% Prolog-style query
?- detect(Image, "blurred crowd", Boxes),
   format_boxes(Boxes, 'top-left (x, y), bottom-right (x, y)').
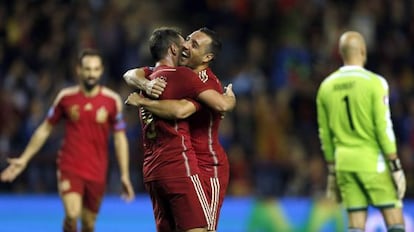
top-left (0, 0), bottom-right (413, 198)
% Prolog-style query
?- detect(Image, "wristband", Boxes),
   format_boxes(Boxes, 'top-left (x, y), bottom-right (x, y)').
top-left (328, 164), bottom-right (336, 175)
top-left (388, 158), bottom-right (402, 172)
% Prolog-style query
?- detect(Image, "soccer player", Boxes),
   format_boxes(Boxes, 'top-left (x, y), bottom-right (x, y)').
top-left (125, 27), bottom-right (235, 232)
top-left (124, 27), bottom-right (231, 232)
top-left (0, 49), bottom-right (135, 232)
top-left (316, 31), bottom-right (406, 232)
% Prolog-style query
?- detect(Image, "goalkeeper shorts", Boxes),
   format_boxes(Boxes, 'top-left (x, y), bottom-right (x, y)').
top-left (336, 170), bottom-right (403, 211)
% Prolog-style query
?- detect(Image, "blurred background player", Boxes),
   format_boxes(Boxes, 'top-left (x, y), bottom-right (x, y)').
top-left (0, 49), bottom-right (135, 232)
top-left (124, 27), bottom-right (232, 232)
top-left (316, 31), bottom-right (406, 232)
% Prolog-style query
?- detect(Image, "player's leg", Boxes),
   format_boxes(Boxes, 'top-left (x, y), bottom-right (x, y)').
top-left (80, 209), bottom-right (97, 232)
top-left (185, 229), bottom-right (207, 232)
top-left (336, 171), bottom-right (369, 231)
top-left (347, 210), bottom-right (367, 231)
top-left (381, 208), bottom-right (405, 231)
top-left (57, 170), bottom-right (84, 232)
top-left (80, 179), bottom-right (105, 232)
top-left (365, 170), bottom-right (405, 231)
top-left (145, 181), bottom-right (176, 231)
top-left (202, 171), bottom-right (229, 232)
top-left (167, 175), bottom-right (209, 232)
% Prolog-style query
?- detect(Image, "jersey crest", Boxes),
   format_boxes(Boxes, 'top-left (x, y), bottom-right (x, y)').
top-left (96, 106), bottom-right (108, 123)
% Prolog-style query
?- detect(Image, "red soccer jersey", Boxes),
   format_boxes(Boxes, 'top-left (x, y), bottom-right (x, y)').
top-left (47, 86), bottom-right (125, 182)
top-left (189, 68), bottom-right (229, 178)
top-left (140, 65), bottom-right (209, 182)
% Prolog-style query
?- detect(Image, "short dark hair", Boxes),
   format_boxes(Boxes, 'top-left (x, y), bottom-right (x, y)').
top-left (78, 48), bottom-right (102, 65)
top-left (149, 27), bottom-right (182, 61)
top-left (199, 27), bottom-right (222, 59)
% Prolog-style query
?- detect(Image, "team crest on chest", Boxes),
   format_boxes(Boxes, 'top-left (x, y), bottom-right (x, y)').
top-left (69, 105), bottom-right (80, 121)
top-left (96, 106), bottom-right (108, 123)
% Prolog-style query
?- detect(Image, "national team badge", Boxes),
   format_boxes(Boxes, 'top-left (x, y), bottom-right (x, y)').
top-left (96, 106), bottom-right (108, 123)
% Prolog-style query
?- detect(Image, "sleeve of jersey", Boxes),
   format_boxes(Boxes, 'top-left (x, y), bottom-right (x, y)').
top-left (372, 77), bottom-right (397, 156)
top-left (143, 66), bottom-right (154, 78)
top-left (113, 97), bottom-right (127, 132)
top-left (316, 88), bottom-right (335, 162)
top-left (180, 69), bottom-right (210, 98)
top-left (46, 97), bottom-right (63, 125)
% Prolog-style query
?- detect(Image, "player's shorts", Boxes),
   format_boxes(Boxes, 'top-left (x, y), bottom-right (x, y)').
top-left (201, 171), bottom-right (229, 231)
top-left (336, 170), bottom-right (403, 211)
top-left (145, 174), bottom-right (209, 231)
top-left (57, 170), bottom-right (106, 213)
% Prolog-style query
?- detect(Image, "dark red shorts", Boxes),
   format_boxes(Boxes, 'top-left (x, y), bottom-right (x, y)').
top-left (201, 172), bottom-right (229, 231)
top-left (57, 170), bottom-right (106, 213)
top-left (145, 174), bottom-right (209, 231)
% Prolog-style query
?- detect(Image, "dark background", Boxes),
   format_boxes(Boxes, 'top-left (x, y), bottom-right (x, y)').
top-left (0, 0), bottom-right (413, 199)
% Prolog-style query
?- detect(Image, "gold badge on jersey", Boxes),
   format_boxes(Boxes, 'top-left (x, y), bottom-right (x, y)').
top-left (96, 106), bottom-right (108, 123)
top-left (69, 105), bottom-right (80, 121)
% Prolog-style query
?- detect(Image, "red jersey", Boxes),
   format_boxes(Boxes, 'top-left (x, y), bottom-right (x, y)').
top-left (47, 86), bottom-right (125, 182)
top-left (140, 65), bottom-right (209, 182)
top-left (189, 68), bottom-right (229, 178)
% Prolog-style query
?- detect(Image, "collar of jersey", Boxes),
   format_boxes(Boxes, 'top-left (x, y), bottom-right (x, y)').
top-left (340, 65), bottom-right (364, 71)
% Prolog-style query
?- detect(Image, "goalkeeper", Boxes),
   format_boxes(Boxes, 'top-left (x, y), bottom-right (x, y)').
top-left (316, 31), bottom-right (406, 232)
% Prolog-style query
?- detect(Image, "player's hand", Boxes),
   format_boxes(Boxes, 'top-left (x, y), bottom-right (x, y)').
top-left (223, 83), bottom-right (235, 98)
top-left (389, 158), bottom-right (406, 199)
top-left (125, 92), bottom-right (144, 107)
top-left (120, 175), bottom-right (135, 202)
top-left (326, 164), bottom-right (341, 203)
top-left (0, 158), bottom-right (28, 182)
top-left (144, 78), bottom-right (166, 99)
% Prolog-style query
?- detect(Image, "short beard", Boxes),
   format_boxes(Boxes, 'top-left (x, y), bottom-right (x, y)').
top-left (82, 80), bottom-right (97, 92)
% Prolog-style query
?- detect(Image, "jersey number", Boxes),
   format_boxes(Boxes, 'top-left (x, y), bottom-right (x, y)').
top-left (343, 96), bottom-right (355, 130)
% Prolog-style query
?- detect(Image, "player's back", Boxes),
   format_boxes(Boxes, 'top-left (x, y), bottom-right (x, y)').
top-left (140, 65), bottom-right (208, 182)
top-left (317, 66), bottom-right (395, 172)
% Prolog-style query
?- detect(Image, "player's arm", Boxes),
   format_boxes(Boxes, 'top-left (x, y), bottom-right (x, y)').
top-left (123, 68), bottom-right (166, 98)
top-left (316, 88), bottom-right (335, 163)
top-left (316, 87), bottom-right (340, 202)
top-left (1, 120), bottom-right (53, 182)
top-left (197, 84), bottom-right (236, 112)
top-left (372, 78), bottom-right (397, 158)
top-left (125, 92), bottom-right (197, 119)
top-left (113, 96), bottom-right (135, 202)
top-left (372, 77), bottom-right (405, 199)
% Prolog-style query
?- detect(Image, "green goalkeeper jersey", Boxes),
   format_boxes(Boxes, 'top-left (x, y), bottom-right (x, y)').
top-left (316, 66), bottom-right (396, 172)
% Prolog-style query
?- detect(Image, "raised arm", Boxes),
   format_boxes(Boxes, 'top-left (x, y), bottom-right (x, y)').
top-left (123, 68), bottom-right (166, 98)
top-left (1, 120), bottom-right (53, 182)
top-left (125, 92), bottom-right (197, 119)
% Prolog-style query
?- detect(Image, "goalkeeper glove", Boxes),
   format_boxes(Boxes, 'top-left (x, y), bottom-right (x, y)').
top-left (326, 164), bottom-right (341, 202)
top-left (388, 158), bottom-right (406, 200)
